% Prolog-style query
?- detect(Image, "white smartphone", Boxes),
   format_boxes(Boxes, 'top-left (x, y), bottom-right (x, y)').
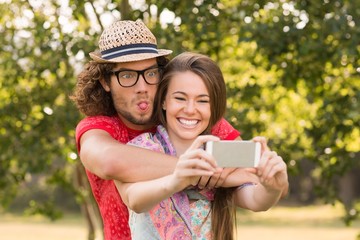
top-left (205, 140), bottom-right (261, 167)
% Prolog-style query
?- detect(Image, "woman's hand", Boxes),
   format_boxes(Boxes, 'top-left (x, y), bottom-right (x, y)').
top-left (252, 136), bottom-right (270, 154)
top-left (168, 135), bottom-right (221, 191)
top-left (252, 136), bottom-right (288, 195)
top-left (233, 137), bottom-right (289, 211)
top-left (257, 151), bottom-right (288, 192)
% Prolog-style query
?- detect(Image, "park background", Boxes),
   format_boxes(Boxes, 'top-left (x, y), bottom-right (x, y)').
top-left (0, 0), bottom-right (359, 239)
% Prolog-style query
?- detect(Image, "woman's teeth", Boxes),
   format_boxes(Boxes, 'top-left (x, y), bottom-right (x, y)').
top-left (179, 118), bottom-right (198, 126)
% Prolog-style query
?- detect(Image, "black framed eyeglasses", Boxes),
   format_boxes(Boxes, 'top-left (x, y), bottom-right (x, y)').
top-left (111, 67), bottom-right (162, 88)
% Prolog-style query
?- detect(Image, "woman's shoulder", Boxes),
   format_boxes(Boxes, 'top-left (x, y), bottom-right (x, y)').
top-left (128, 132), bottom-right (165, 153)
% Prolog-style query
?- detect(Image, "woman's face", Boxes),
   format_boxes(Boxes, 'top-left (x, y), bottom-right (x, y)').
top-left (163, 71), bottom-right (211, 143)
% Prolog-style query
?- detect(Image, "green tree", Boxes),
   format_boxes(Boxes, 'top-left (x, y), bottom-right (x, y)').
top-left (1, 0), bottom-right (79, 215)
top-left (221, 0), bottom-right (360, 225)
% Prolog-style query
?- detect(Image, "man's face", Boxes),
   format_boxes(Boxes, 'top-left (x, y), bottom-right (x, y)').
top-left (105, 58), bottom-right (159, 130)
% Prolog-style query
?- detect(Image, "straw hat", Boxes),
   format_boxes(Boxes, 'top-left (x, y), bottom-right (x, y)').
top-left (89, 19), bottom-right (172, 63)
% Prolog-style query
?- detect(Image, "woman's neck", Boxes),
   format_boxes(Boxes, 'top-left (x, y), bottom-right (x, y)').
top-left (167, 134), bottom-right (194, 157)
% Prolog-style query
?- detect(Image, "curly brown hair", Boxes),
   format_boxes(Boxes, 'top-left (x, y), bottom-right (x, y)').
top-left (70, 61), bottom-right (115, 116)
top-left (70, 57), bottom-right (169, 116)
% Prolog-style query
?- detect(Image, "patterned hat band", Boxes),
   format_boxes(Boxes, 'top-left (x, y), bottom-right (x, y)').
top-left (101, 43), bottom-right (158, 60)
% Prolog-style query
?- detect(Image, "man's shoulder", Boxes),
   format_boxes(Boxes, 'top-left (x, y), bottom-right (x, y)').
top-left (78, 115), bottom-right (120, 126)
top-left (211, 118), bottom-right (240, 140)
top-left (76, 115), bottom-right (125, 131)
top-left (76, 115), bottom-right (129, 143)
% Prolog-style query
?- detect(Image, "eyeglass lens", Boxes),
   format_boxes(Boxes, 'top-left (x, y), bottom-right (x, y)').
top-left (115, 67), bottom-right (161, 87)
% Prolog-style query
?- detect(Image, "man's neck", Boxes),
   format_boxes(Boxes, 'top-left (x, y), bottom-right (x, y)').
top-left (117, 114), bottom-right (154, 131)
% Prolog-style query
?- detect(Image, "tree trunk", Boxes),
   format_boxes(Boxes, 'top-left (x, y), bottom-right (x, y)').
top-left (74, 162), bottom-right (103, 240)
top-left (121, 0), bottom-right (131, 20)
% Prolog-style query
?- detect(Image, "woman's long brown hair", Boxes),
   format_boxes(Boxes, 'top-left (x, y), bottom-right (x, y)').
top-left (153, 52), bottom-right (236, 239)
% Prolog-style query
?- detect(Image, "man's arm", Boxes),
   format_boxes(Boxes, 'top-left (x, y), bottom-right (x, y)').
top-left (115, 135), bottom-right (219, 213)
top-left (79, 129), bottom-right (177, 182)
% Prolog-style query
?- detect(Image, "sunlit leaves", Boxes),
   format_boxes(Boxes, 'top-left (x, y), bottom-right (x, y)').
top-left (0, 0), bottom-right (83, 216)
top-left (203, 1), bottom-right (360, 221)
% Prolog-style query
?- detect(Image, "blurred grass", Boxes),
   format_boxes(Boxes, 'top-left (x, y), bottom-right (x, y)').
top-left (0, 212), bottom-right (88, 240)
top-left (236, 203), bottom-right (360, 240)
top-left (0, 204), bottom-right (359, 240)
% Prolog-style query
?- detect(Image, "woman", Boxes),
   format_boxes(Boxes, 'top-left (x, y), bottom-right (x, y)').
top-left (115, 52), bottom-right (288, 239)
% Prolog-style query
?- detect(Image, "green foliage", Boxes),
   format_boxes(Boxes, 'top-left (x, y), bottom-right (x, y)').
top-left (218, 0), bottom-right (359, 221)
top-left (0, 0), bottom-right (85, 214)
top-left (25, 200), bottom-right (63, 221)
top-left (234, 0), bottom-right (360, 192)
top-left (1, 0), bottom-right (359, 235)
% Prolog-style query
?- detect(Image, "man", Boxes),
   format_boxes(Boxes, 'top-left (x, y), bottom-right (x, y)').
top-left (71, 19), bottom-right (241, 239)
